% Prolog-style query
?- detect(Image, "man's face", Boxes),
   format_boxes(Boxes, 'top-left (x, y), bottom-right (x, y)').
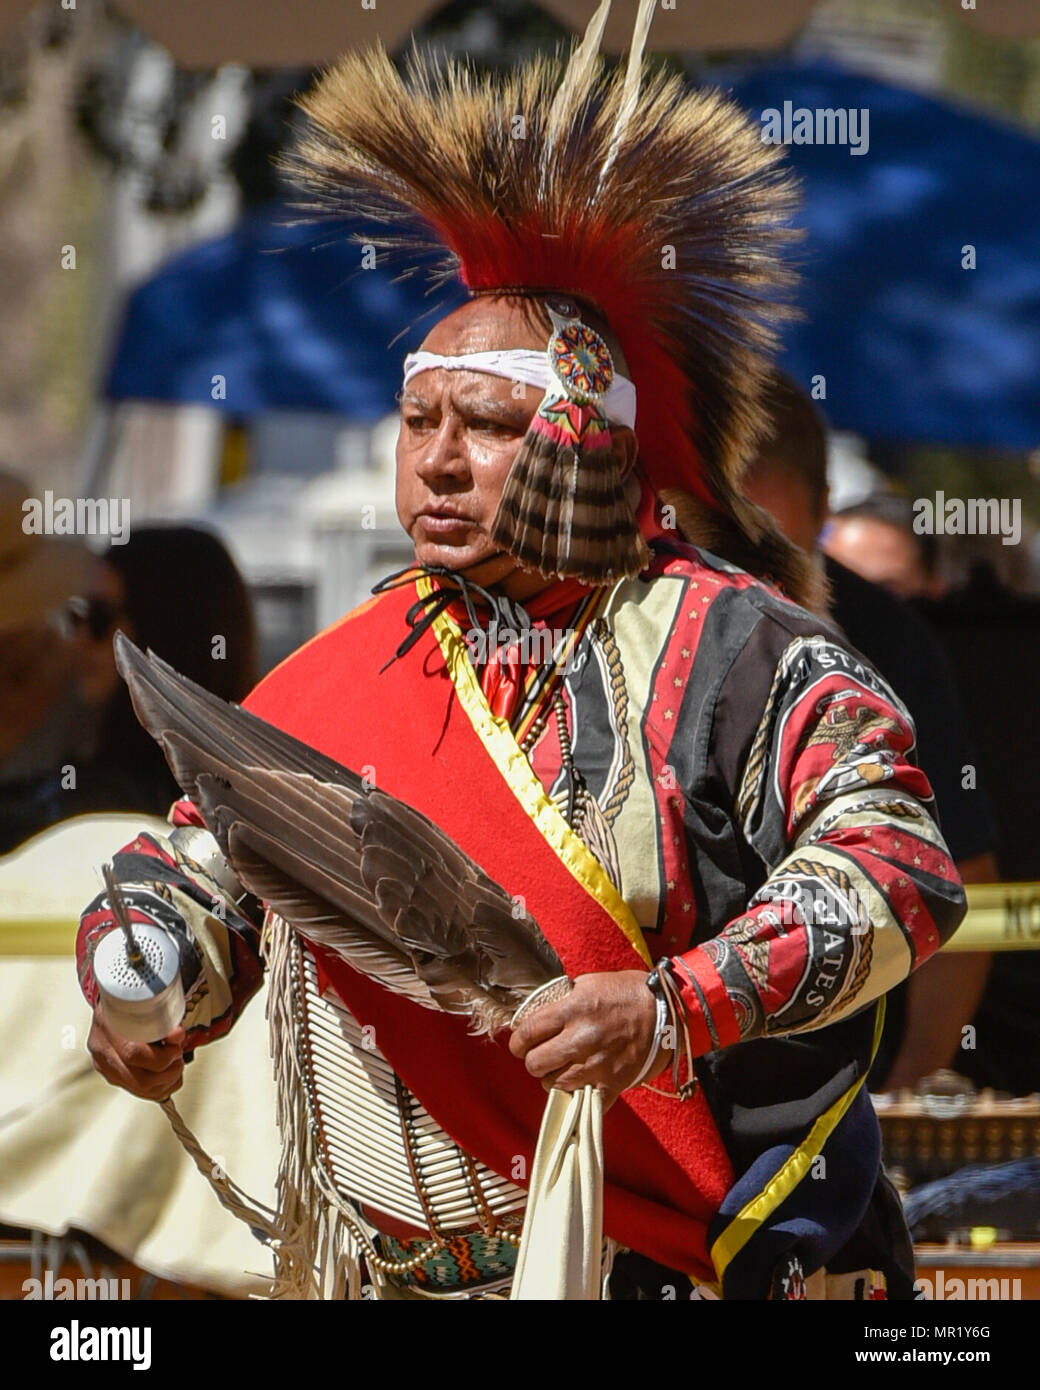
top-left (742, 457), bottom-right (825, 556)
top-left (823, 516), bottom-right (931, 599)
top-left (395, 298), bottom-right (548, 589)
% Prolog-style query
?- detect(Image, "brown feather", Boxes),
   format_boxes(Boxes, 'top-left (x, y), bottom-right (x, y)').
top-left (115, 635), bottom-right (562, 1035)
top-left (491, 426), bottom-right (649, 582)
top-left (658, 486), bottom-right (831, 617)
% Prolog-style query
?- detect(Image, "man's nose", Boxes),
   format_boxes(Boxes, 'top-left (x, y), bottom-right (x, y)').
top-left (413, 415), bottom-right (470, 485)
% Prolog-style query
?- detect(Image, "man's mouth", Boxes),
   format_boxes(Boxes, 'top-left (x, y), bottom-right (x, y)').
top-left (417, 509), bottom-right (473, 535)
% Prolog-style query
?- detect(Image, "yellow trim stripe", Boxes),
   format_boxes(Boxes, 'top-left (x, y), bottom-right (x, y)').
top-left (420, 576), bottom-right (653, 968)
top-left (708, 997), bottom-right (887, 1287)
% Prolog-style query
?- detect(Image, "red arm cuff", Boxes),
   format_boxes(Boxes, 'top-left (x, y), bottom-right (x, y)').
top-left (671, 947), bottom-right (744, 1054)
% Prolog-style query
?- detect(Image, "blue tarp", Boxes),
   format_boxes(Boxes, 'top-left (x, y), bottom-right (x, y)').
top-left (721, 61), bottom-right (1040, 448)
top-left (105, 208), bottom-right (466, 420)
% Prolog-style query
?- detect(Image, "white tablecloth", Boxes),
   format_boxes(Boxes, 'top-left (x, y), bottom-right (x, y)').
top-left (0, 815), bottom-right (281, 1296)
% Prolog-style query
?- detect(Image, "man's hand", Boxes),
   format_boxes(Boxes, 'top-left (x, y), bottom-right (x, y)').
top-left (508, 970), bottom-right (671, 1111)
top-left (87, 1003), bottom-right (187, 1102)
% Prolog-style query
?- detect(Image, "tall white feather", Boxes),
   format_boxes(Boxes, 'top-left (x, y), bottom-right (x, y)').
top-left (541, 0), bottom-right (613, 198)
top-left (597, 0), bottom-right (658, 188)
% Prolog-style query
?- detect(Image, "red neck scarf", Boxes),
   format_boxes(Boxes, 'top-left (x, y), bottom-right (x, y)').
top-left (447, 577), bottom-right (595, 723)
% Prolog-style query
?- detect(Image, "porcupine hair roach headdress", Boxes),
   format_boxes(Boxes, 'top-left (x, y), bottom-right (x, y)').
top-left (276, 0), bottom-right (824, 609)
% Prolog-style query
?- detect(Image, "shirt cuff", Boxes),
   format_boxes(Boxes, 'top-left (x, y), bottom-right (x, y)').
top-left (671, 947), bottom-right (744, 1054)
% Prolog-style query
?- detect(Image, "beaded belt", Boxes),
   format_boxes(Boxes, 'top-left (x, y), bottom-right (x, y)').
top-left (375, 1231), bottom-right (519, 1296)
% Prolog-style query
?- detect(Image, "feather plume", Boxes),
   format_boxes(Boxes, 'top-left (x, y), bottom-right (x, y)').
top-left (275, 6), bottom-right (813, 601)
top-left (114, 633), bottom-right (563, 1035)
top-left (491, 395), bottom-right (649, 582)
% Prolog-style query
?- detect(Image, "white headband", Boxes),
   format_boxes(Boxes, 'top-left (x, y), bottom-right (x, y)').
top-left (402, 349), bottom-right (638, 429)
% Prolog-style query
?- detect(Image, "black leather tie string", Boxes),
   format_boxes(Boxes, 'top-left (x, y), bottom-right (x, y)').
top-left (371, 555), bottom-right (532, 673)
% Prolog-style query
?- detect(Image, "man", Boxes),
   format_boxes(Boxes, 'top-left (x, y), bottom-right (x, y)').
top-left (741, 375), bottom-right (998, 1089)
top-left (77, 10), bottom-right (964, 1300)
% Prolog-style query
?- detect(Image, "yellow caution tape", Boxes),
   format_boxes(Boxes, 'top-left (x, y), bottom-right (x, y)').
top-left (0, 917), bottom-right (79, 957)
top-left (2, 885), bottom-right (1039, 958)
top-left (942, 883), bottom-right (1040, 952)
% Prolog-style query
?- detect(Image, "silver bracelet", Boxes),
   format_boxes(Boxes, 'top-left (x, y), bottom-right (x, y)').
top-left (645, 958), bottom-right (698, 1101)
top-left (627, 983), bottom-right (669, 1090)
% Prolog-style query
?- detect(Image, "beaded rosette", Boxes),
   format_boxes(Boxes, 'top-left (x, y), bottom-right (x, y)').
top-left (546, 310), bottom-right (615, 404)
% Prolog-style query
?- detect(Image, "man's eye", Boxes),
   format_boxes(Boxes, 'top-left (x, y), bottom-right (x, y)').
top-left (404, 414), bottom-right (431, 429)
top-left (471, 418), bottom-right (515, 434)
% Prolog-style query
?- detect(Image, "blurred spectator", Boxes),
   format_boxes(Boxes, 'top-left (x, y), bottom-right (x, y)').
top-left (743, 376), bottom-right (1000, 1091)
top-left (804, 411), bottom-right (1040, 1095)
top-left (823, 493), bottom-right (945, 600)
top-left (68, 525), bottom-right (259, 813)
top-left (1, 523), bottom-right (258, 852)
top-left (917, 565), bottom-right (1040, 1096)
top-left (0, 472), bottom-right (92, 853)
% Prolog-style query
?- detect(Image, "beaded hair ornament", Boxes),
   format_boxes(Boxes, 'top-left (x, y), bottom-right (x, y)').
top-left (488, 301), bottom-right (649, 580)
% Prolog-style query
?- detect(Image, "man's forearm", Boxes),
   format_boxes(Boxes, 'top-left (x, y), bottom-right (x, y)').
top-left (671, 791), bottom-right (966, 1054)
top-left (77, 805), bottom-right (265, 1048)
